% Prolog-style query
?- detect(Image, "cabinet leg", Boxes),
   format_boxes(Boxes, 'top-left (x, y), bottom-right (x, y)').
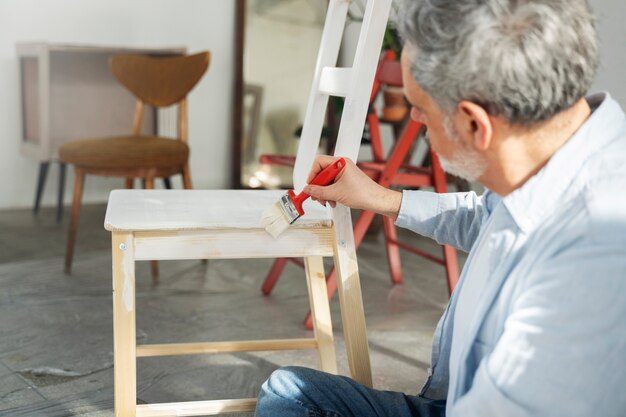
top-left (33, 162), bottom-right (50, 215)
top-left (56, 162), bottom-right (66, 224)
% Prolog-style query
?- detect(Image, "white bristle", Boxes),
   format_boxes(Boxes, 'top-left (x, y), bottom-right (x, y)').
top-left (261, 201), bottom-right (291, 238)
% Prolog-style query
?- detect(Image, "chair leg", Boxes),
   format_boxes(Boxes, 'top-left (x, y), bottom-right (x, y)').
top-left (442, 244), bottom-right (460, 294)
top-left (65, 168), bottom-right (85, 273)
top-left (124, 178), bottom-right (134, 189)
top-left (304, 256), bottom-right (337, 373)
top-left (303, 209), bottom-right (377, 330)
top-left (33, 161), bottom-right (50, 215)
top-left (331, 205), bottom-right (372, 387)
top-left (143, 177), bottom-right (159, 284)
top-left (261, 258), bottom-right (290, 295)
top-left (111, 232), bottom-right (137, 417)
top-left (382, 215), bottom-right (403, 284)
top-left (163, 177), bottom-right (172, 189)
top-left (182, 164), bottom-right (193, 189)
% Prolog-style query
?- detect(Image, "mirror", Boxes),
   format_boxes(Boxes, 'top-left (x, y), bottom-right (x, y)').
top-left (239, 0), bottom-right (328, 189)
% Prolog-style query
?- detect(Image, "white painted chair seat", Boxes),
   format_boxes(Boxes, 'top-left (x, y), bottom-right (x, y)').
top-left (105, 189), bottom-right (332, 232)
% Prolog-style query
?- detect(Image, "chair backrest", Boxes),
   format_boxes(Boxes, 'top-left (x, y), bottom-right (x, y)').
top-left (291, 0), bottom-right (392, 192)
top-left (109, 52), bottom-right (210, 107)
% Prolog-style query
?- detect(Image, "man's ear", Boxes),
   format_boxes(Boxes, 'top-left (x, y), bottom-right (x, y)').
top-left (456, 101), bottom-right (493, 151)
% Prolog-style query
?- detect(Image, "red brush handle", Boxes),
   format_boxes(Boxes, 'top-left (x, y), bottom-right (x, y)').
top-left (291, 157), bottom-right (346, 209)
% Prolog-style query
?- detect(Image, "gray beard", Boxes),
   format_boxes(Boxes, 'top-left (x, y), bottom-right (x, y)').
top-left (438, 149), bottom-right (485, 182)
top-left (438, 118), bottom-right (486, 182)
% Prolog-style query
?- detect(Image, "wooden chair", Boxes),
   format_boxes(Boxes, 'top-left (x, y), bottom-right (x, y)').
top-left (105, 0), bottom-right (392, 414)
top-left (261, 51), bottom-right (460, 329)
top-left (59, 52), bottom-right (210, 279)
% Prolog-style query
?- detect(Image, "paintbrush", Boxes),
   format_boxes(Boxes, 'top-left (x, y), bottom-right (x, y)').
top-left (261, 157), bottom-right (346, 238)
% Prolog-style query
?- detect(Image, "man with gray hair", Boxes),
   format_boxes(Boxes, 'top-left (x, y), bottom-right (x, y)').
top-left (255, 0), bottom-right (626, 416)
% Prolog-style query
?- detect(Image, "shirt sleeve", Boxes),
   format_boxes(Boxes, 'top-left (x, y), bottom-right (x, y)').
top-left (448, 242), bottom-right (626, 417)
top-left (394, 190), bottom-right (488, 252)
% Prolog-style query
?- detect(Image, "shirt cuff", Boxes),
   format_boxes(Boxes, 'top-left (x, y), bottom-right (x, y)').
top-left (395, 190), bottom-right (442, 236)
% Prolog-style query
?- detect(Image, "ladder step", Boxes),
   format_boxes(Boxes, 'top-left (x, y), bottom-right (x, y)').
top-left (318, 67), bottom-right (352, 97)
top-left (136, 338), bottom-right (318, 357)
top-left (136, 398), bottom-right (257, 417)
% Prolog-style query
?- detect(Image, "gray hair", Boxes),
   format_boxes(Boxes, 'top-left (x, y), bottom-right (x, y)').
top-left (398, 0), bottom-right (599, 125)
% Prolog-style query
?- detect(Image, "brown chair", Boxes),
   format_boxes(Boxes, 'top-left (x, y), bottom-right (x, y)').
top-left (59, 52), bottom-right (210, 279)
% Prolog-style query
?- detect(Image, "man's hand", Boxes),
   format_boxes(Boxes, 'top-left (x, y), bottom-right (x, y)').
top-left (303, 155), bottom-right (403, 220)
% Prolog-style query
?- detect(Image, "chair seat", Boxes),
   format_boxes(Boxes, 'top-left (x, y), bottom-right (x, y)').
top-left (104, 189), bottom-right (333, 232)
top-left (59, 135), bottom-right (189, 170)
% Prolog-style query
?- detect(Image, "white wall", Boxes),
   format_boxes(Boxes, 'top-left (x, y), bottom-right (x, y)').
top-left (0, 0), bottom-right (235, 210)
top-left (589, 0), bottom-right (626, 107)
top-left (0, 1), bottom-right (623, 210)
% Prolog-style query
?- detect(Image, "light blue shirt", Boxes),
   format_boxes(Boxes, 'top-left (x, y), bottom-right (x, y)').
top-left (395, 93), bottom-right (626, 417)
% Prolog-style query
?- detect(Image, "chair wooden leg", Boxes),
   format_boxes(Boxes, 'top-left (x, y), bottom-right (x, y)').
top-left (331, 205), bottom-right (372, 387)
top-left (261, 258), bottom-right (290, 295)
top-left (382, 216), bottom-right (403, 284)
top-left (304, 267), bottom-right (336, 330)
top-left (182, 164), bottom-right (193, 189)
top-left (143, 177), bottom-right (159, 284)
top-left (124, 177), bottom-right (134, 189)
top-left (443, 244), bottom-right (460, 294)
top-left (65, 168), bottom-right (85, 273)
top-left (111, 232), bottom-right (137, 417)
top-left (149, 260), bottom-right (159, 284)
top-left (303, 209), bottom-right (377, 330)
top-left (304, 256), bottom-right (337, 373)
top-left (144, 178), bottom-right (154, 189)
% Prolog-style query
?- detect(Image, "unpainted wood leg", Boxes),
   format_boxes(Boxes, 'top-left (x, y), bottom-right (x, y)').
top-left (125, 178), bottom-right (134, 189)
top-left (304, 256), bottom-right (337, 374)
top-left (303, 209), bottom-right (377, 330)
top-left (65, 168), bottom-right (85, 273)
top-left (331, 204), bottom-right (372, 387)
top-left (112, 232), bottom-right (137, 417)
top-left (182, 164), bottom-right (193, 189)
top-left (144, 178), bottom-right (154, 189)
top-left (143, 177), bottom-right (159, 283)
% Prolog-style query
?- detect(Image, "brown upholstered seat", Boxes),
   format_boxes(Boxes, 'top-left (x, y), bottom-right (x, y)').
top-left (59, 136), bottom-right (189, 170)
top-left (60, 52), bottom-right (210, 279)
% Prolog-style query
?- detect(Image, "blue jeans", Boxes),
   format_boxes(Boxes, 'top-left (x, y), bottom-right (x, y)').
top-left (255, 366), bottom-right (446, 417)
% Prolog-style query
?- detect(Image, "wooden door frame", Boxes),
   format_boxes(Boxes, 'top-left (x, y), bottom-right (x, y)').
top-left (231, 0), bottom-right (245, 188)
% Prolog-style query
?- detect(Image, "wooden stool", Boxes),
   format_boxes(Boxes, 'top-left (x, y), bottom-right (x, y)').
top-left (105, 189), bottom-right (372, 417)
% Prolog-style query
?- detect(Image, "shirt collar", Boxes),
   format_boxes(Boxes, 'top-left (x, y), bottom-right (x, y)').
top-left (500, 93), bottom-right (625, 233)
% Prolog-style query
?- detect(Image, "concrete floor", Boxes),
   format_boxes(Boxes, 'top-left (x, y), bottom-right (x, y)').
top-left (0, 203), bottom-right (465, 416)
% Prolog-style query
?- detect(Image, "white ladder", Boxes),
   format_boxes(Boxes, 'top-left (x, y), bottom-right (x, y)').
top-left (293, 0), bottom-right (393, 191)
top-left (292, 0), bottom-right (392, 384)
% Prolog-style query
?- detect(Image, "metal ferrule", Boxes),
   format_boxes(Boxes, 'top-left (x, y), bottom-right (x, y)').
top-left (279, 194), bottom-right (300, 224)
